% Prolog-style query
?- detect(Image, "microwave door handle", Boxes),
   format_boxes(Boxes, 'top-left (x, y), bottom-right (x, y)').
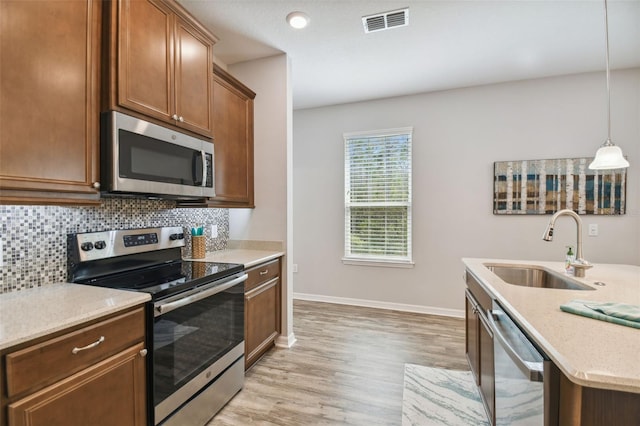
top-left (192, 151), bottom-right (203, 186)
top-left (201, 150), bottom-right (207, 187)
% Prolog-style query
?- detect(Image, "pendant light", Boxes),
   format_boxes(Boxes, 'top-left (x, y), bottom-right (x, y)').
top-left (588, 0), bottom-right (629, 170)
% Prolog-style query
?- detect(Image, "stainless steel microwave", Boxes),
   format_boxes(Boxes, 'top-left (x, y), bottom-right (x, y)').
top-left (101, 111), bottom-right (214, 199)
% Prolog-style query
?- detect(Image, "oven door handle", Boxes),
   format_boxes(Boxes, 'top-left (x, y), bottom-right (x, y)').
top-left (487, 309), bottom-right (544, 382)
top-left (154, 273), bottom-right (247, 316)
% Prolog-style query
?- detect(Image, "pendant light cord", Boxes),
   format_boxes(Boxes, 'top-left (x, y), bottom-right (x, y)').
top-left (604, 0), bottom-right (612, 145)
top-left (589, 0), bottom-right (629, 169)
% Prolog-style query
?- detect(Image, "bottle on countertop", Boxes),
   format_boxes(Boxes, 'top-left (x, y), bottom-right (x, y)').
top-left (565, 246), bottom-right (575, 275)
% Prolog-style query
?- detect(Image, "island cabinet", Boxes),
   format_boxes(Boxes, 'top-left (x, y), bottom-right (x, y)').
top-left (0, 0), bottom-right (101, 205)
top-left (558, 375), bottom-right (640, 426)
top-left (1, 307), bottom-right (147, 426)
top-left (465, 271), bottom-right (495, 425)
top-left (103, 0), bottom-right (217, 139)
top-left (244, 258), bottom-right (281, 370)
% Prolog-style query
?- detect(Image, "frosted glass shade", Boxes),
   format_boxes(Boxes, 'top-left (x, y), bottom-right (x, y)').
top-left (588, 144), bottom-right (630, 170)
top-left (287, 12), bottom-right (309, 29)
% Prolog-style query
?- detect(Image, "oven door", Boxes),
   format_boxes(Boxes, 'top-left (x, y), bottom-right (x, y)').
top-left (152, 273), bottom-right (246, 424)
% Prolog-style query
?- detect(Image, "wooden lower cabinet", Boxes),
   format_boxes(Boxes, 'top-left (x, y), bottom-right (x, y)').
top-left (244, 258), bottom-right (281, 369)
top-left (8, 343), bottom-right (146, 426)
top-left (465, 272), bottom-right (495, 425)
top-left (465, 290), bottom-right (480, 384)
top-left (558, 373), bottom-right (640, 426)
top-left (1, 307), bottom-right (147, 426)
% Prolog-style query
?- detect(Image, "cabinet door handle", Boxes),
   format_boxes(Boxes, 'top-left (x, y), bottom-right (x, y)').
top-left (172, 114), bottom-right (178, 120)
top-left (259, 270), bottom-right (268, 275)
top-left (178, 116), bottom-right (184, 122)
top-left (71, 336), bottom-right (105, 354)
top-left (139, 349), bottom-right (148, 357)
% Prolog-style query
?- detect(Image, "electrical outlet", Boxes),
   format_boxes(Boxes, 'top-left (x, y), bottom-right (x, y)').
top-left (0, 239), bottom-right (3, 268)
top-left (210, 224), bottom-right (218, 238)
top-left (588, 224), bottom-right (598, 237)
top-left (293, 264), bottom-right (298, 273)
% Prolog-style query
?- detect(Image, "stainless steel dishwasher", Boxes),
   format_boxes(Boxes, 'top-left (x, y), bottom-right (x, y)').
top-left (488, 301), bottom-right (550, 425)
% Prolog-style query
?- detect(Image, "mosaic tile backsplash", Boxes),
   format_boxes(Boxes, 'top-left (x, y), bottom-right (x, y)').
top-left (0, 198), bottom-right (229, 293)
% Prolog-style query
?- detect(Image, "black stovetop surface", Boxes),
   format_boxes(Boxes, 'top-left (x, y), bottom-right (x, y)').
top-left (72, 258), bottom-right (243, 300)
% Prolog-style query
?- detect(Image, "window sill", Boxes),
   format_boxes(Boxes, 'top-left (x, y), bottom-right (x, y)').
top-left (342, 257), bottom-right (415, 269)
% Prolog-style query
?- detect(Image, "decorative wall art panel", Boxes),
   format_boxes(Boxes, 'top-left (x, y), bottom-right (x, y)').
top-left (493, 158), bottom-right (626, 215)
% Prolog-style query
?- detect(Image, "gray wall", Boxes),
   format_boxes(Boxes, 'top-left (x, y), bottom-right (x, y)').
top-left (226, 54), bottom-right (297, 347)
top-left (0, 198), bottom-right (229, 293)
top-left (292, 69), bottom-right (640, 315)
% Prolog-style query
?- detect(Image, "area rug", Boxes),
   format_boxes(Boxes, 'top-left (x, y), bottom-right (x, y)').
top-left (402, 364), bottom-right (489, 426)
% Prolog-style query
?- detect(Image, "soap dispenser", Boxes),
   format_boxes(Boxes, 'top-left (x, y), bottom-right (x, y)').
top-left (565, 246), bottom-right (575, 275)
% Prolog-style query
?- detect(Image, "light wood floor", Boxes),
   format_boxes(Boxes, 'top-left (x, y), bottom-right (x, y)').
top-left (208, 299), bottom-right (468, 426)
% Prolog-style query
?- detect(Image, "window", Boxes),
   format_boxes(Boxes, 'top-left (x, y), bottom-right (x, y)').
top-left (343, 127), bottom-right (413, 267)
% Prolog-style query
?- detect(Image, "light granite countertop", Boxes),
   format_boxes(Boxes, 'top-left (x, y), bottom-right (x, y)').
top-left (184, 240), bottom-right (285, 269)
top-left (186, 248), bottom-right (284, 269)
top-left (0, 283), bottom-right (150, 351)
top-left (463, 258), bottom-right (640, 394)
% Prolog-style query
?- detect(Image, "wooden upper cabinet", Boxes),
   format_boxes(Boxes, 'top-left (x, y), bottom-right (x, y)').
top-left (210, 65), bottom-right (256, 207)
top-left (116, 0), bottom-right (173, 122)
top-left (174, 16), bottom-right (214, 136)
top-left (106, 0), bottom-right (216, 138)
top-left (0, 0), bottom-right (101, 205)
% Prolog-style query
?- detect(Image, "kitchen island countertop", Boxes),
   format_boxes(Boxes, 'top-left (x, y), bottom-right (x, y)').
top-left (463, 258), bottom-right (640, 394)
top-left (0, 283), bottom-right (150, 351)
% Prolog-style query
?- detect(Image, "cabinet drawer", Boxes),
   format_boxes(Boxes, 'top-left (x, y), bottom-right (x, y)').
top-left (5, 307), bottom-right (145, 398)
top-left (7, 342), bottom-right (147, 426)
top-left (245, 259), bottom-right (280, 292)
top-left (466, 269), bottom-right (492, 314)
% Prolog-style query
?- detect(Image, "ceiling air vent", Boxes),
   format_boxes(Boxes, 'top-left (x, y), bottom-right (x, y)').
top-left (362, 8), bottom-right (409, 33)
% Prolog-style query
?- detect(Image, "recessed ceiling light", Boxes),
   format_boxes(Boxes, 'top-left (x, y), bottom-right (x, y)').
top-left (286, 11), bottom-right (310, 29)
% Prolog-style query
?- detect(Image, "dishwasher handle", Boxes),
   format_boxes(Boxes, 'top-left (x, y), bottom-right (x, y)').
top-left (487, 309), bottom-right (544, 382)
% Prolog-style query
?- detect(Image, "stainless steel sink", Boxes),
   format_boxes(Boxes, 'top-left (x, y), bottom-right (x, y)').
top-left (485, 264), bottom-right (594, 290)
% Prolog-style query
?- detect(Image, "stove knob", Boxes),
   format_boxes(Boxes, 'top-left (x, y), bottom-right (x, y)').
top-left (170, 233), bottom-right (178, 240)
top-left (177, 233), bottom-right (184, 240)
top-left (81, 242), bottom-right (94, 251)
top-left (94, 240), bottom-right (106, 250)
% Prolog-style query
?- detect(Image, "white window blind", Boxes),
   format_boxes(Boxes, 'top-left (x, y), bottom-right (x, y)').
top-left (344, 127), bottom-right (412, 265)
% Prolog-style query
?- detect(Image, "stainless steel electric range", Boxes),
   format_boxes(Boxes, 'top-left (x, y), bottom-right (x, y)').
top-left (67, 226), bottom-right (247, 426)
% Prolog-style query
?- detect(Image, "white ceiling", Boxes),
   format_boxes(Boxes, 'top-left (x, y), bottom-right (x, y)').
top-left (179, 0), bottom-right (640, 110)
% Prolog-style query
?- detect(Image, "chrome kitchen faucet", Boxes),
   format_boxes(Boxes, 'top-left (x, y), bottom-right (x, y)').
top-left (542, 209), bottom-right (593, 277)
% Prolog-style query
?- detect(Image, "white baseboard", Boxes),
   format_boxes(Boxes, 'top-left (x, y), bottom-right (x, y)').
top-left (293, 292), bottom-right (464, 319)
top-left (275, 332), bottom-right (297, 348)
